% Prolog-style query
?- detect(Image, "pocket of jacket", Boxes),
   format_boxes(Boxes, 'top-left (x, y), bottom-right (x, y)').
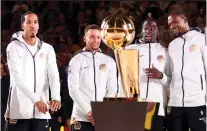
top-left (200, 74), bottom-right (204, 90)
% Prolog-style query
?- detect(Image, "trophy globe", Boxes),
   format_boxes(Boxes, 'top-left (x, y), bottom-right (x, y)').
top-left (101, 10), bottom-right (135, 49)
top-left (101, 10), bottom-right (139, 98)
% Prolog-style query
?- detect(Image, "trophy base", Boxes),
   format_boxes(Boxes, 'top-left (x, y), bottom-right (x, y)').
top-left (104, 94), bottom-right (139, 101)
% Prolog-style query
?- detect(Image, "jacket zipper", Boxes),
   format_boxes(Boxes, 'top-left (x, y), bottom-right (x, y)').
top-left (92, 54), bottom-right (97, 101)
top-left (200, 75), bottom-right (203, 90)
top-left (22, 42), bottom-right (39, 118)
top-left (181, 38), bottom-right (186, 107)
top-left (32, 56), bottom-right (36, 117)
top-left (146, 43), bottom-right (151, 98)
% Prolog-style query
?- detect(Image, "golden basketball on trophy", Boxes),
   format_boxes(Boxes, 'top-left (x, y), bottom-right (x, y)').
top-left (101, 10), bottom-right (139, 98)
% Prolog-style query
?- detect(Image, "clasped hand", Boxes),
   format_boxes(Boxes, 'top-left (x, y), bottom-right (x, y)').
top-left (145, 64), bottom-right (163, 79)
top-left (35, 100), bottom-right (61, 114)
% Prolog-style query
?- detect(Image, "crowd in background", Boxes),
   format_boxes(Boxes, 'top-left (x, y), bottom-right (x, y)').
top-left (1, 0), bottom-right (206, 131)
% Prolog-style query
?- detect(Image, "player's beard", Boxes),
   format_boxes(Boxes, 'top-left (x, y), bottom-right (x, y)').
top-left (174, 27), bottom-right (183, 37)
top-left (92, 46), bottom-right (99, 51)
top-left (173, 23), bottom-right (184, 37)
top-left (144, 36), bottom-right (152, 43)
top-left (31, 33), bottom-right (36, 38)
top-left (91, 43), bottom-right (100, 51)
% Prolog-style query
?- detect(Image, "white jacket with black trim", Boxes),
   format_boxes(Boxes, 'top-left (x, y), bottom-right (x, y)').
top-left (6, 31), bottom-right (60, 119)
top-left (118, 42), bottom-right (169, 116)
top-left (68, 49), bottom-right (117, 122)
top-left (161, 30), bottom-right (207, 107)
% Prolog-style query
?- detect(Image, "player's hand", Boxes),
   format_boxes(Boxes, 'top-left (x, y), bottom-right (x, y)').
top-left (145, 64), bottom-right (163, 79)
top-left (35, 101), bottom-right (48, 114)
top-left (87, 111), bottom-right (94, 125)
top-left (47, 100), bottom-right (61, 111)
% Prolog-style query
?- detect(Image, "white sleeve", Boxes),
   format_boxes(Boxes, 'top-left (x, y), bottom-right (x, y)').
top-left (105, 58), bottom-right (118, 97)
top-left (68, 55), bottom-right (91, 114)
top-left (160, 49), bottom-right (172, 89)
top-left (201, 41), bottom-right (207, 93)
top-left (47, 46), bottom-right (61, 101)
top-left (6, 43), bottom-right (40, 104)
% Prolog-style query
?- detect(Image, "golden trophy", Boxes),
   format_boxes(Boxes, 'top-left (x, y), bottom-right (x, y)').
top-left (93, 11), bottom-right (158, 131)
top-left (101, 10), bottom-right (139, 98)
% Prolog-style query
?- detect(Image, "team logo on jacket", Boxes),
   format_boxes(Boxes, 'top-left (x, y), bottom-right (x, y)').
top-left (189, 44), bottom-right (197, 52)
top-left (99, 64), bottom-right (107, 72)
top-left (40, 53), bottom-right (47, 60)
top-left (157, 55), bottom-right (165, 63)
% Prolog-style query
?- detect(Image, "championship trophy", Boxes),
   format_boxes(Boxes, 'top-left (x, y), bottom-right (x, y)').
top-left (91, 11), bottom-right (159, 131)
top-left (101, 10), bottom-right (139, 98)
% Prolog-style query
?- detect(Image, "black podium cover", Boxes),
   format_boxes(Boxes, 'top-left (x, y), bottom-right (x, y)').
top-left (91, 100), bottom-right (150, 131)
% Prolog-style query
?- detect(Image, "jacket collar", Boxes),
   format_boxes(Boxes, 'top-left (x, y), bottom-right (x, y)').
top-left (81, 47), bottom-right (102, 58)
top-left (134, 39), bottom-right (162, 48)
top-left (11, 31), bottom-right (43, 48)
top-left (180, 29), bottom-right (199, 39)
top-left (82, 47), bottom-right (102, 52)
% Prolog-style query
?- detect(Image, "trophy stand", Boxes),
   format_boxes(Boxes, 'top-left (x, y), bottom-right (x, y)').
top-left (91, 101), bottom-right (149, 131)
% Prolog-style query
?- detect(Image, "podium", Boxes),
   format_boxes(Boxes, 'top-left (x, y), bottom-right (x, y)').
top-left (91, 99), bottom-right (159, 131)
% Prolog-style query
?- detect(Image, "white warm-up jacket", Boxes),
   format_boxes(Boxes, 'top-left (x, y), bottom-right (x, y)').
top-left (161, 30), bottom-right (207, 107)
top-left (68, 50), bottom-right (117, 122)
top-left (6, 31), bottom-right (60, 119)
